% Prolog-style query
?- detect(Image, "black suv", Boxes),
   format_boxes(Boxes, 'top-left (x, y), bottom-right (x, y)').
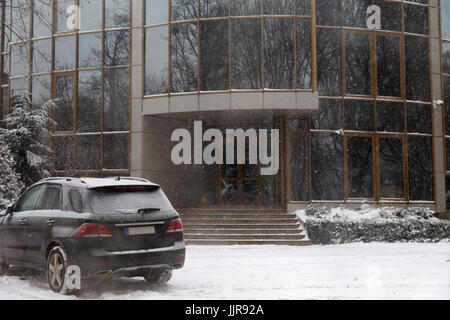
top-left (0, 177), bottom-right (185, 294)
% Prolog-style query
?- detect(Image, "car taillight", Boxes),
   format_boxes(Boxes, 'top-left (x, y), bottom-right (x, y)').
top-left (71, 223), bottom-right (112, 239)
top-left (166, 218), bottom-right (183, 233)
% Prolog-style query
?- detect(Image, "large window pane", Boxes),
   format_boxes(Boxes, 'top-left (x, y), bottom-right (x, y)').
top-left (55, 75), bottom-right (74, 132)
top-left (407, 104), bottom-right (431, 134)
top-left (54, 135), bottom-right (75, 171)
top-left (79, 0), bottom-right (102, 31)
top-left (408, 136), bottom-right (433, 201)
top-left (105, 30), bottom-right (130, 66)
top-left (296, 19), bottom-right (312, 89)
top-left (264, 0), bottom-right (293, 15)
top-left (374, 0), bottom-right (402, 32)
top-left (77, 70), bottom-right (101, 133)
top-left (145, 26), bottom-right (169, 95)
top-left (442, 42), bottom-right (450, 75)
top-left (316, 0), bottom-right (340, 26)
top-left (33, 0), bottom-right (53, 38)
top-left (404, 4), bottom-right (428, 35)
top-left (32, 39), bottom-right (52, 73)
top-left (10, 43), bottom-right (29, 77)
top-left (311, 133), bottom-right (344, 200)
top-left (171, 0), bottom-right (197, 21)
top-left (296, 0), bottom-right (311, 16)
top-left (379, 138), bottom-right (404, 199)
top-left (377, 35), bottom-right (401, 97)
top-left (376, 101), bottom-right (404, 133)
top-left (104, 68), bottom-right (129, 132)
top-left (311, 99), bottom-right (342, 131)
top-left (442, 0), bottom-right (450, 39)
top-left (56, 0), bottom-right (75, 33)
top-left (10, 77), bottom-right (28, 97)
top-left (31, 75), bottom-right (51, 108)
top-left (345, 32), bottom-right (371, 95)
top-left (55, 36), bottom-right (76, 71)
top-left (79, 33), bottom-right (102, 68)
top-left (103, 134), bottom-right (129, 170)
top-left (146, 0), bottom-right (168, 25)
top-left (77, 135), bottom-right (100, 170)
top-left (200, 0), bottom-right (228, 18)
top-left (342, 0), bottom-right (371, 28)
top-left (11, 0), bottom-right (31, 41)
top-left (105, 0), bottom-right (130, 28)
top-left (200, 20), bottom-right (229, 91)
top-left (445, 77), bottom-right (450, 136)
top-left (344, 100), bottom-right (374, 131)
top-left (347, 136), bottom-right (373, 199)
top-left (264, 18), bottom-right (294, 89)
top-left (231, 0), bottom-right (260, 16)
top-left (171, 22), bottom-right (198, 93)
top-left (289, 132), bottom-right (309, 201)
top-left (317, 28), bottom-right (341, 96)
top-left (405, 35), bottom-right (430, 102)
top-left (231, 19), bottom-right (262, 90)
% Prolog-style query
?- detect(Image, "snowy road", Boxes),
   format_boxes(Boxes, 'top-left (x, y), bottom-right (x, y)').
top-left (0, 243), bottom-right (449, 300)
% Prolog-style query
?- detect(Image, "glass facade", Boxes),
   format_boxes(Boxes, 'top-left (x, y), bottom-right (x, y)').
top-left (0, 0), bottom-right (131, 174)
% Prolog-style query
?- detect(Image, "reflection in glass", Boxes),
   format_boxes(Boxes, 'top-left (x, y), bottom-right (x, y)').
top-left (345, 33), bottom-right (370, 95)
top-left (405, 36), bottom-right (429, 102)
top-left (404, 4), bottom-right (428, 35)
top-left (77, 70), bottom-right (101, 133)
top-left (445, 77), bottom-right (450, 136)
top-left (407, 104), bottom-right (431, 134)
top-left (33, 39), bottom-right (52, 73)
top-left (54, 135), bottom-right (75, 171)
top-left (311, 99), bottom-right (342, 131)
top-left (171, 0), bottom-right (198, 21)
top-left (379, 138), bottom-right (404, 199)
top-left (79, 0), bottom-right (102, 31)
top-left (200, 20), bottom-right (229, 91)
top-left (264, 0), bottom-right (293, 15)
top-left (10, 43), bottom-right (30, 77)
top-left (231, 19), bottom-right (261, 90)
top-left (105, 0), bottom-right (130, 28)
top-left (316, 0), bottom-right (340, 26)
top-left (10, 77), bottom-right (28, 97)
top-left (2, 87), bottom-right (9, 119)
top-left (377, 35), bottom-right (400, 97)
top-left (57, 0), bottom-right (75, 33)
top-left (11, 0), bottom-right (31, 41)
top-left (374, 0), bottom-right (402, 32)
top-left (2, 55), bottom-right (9, 85)
top-left (79, 33), bottom-right (102, 68)
top-left (77, 135), bottom-right (100, 170)
top-left (171, 23), bottom-right (198, 93)
top-left (221, 180), bottom-right (238, 203)
top-left (105, 30), bottom-right (130, 66)
top-left (408, 137), bottom-right (433, 201)
top-left (343, 0), bottom-right (371, 28)
top-left (200, 0), bottom-right (228, 18)
top-left (290, 132), bottom-right (309, 201)
top-left (55, 36), bottom-right (76, 71)
top-left (317, 28), bottom-right (341, 96)
top-left (442, 0), bottom-right (450, 39)
top-left (146, 0), bottom-right (168, 25)
top-left (296, 0), bottom-right (311, 16)
top-left (55, 75), bottom-right (74, 132)
top-left (263, 177), bottom-right (276, 205)
top-left (33, 0), bottom-right (53, 38)
top-left (311, 133), bottom-right (344, 200)
top-left (296, 19), bottom-right (312, 89)
top-left (145, 27), bottom-right (169, 95)
top-left (243, 180), bottom-right (259, 203)
top-left (344, 100), bottom-right (374, 131)
top-left (376, 101), bottom-right (404, 133)
top-left (31, 75), bottom-right (51, 108)
top-left (104, 68), bottom-right (130, 132)
top-left (264, 18), bottom-right (294, 89)
top-left (103, 134), bottom-right (129, 169)
top-left (442, 42), bottom-right (450, 75)
top-left (347, 137), bottom-right (373, 199)
top-left (230, 0), bottom-right (260, 16)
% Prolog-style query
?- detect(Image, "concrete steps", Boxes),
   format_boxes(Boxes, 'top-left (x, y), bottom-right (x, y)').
top-left (178, 206), bottom-right (311, 246)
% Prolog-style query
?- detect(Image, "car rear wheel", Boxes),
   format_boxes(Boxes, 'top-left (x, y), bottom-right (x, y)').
top-left (144, 269), bottom-right (173, 285)
top-left (46, 246), bottom-right (78, 295)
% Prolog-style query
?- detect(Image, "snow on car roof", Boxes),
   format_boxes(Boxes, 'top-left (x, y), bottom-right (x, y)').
top-left (39, 177), bottom-right (160, 189)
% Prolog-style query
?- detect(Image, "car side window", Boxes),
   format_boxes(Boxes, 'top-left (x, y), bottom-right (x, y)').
top-left (69, 189), bottom-right (84, 213)
top-left (37, 185), bottom-right (62, 211)
top-left (15, 185), bottom-right (44, 212)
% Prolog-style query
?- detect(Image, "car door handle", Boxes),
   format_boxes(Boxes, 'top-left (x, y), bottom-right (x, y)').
top-left (47, 219), bottom-right (55, 226)
top-left (19, 218), bottom-right (28, 226)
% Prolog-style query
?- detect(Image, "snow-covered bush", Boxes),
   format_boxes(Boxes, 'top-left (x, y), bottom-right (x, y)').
top-left (299, 206), bottom-right (450, 244)
top-left (0, 95), bottom-right (55, 188)
top-left (0, 144), bottom-right (23, 211)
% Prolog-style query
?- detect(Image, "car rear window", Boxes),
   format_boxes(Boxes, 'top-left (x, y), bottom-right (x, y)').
top-left (88, 186), bottom-right (174, 214)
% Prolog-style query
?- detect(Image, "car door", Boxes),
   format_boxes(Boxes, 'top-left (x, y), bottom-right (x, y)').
top-left (0, 185), bottom-right (44, 264)
top-left (26, 184), bottom-right (63, 266)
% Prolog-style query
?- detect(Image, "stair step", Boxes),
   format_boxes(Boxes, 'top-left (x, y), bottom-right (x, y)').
top-left (183, 229), bottom-right (304, 235)
top-left (185, 239), bottom-right (313, 246)
top-left (180, 213), bottom-right (295, 219)
top-left (184, 234), bottom-right (306, 240)
top-left (183, 223), bottom-right (301, 230)
top-left (181, 218), bottom-right (298, 224)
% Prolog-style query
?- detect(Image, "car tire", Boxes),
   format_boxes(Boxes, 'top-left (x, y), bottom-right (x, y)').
top-left (46, 246), bottom-right (78, 295)
top-left (144, 269), bottom-right (173, 285)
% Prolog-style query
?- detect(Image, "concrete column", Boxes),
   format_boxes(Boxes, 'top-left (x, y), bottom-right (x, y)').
top-left (130, 0), bottom-right (144, 178)
top-left (430, 0), bottom-right (446, 213)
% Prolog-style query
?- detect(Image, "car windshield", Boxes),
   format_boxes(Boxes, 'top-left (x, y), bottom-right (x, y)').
top-left (89, 186), bottom-right (174, 214)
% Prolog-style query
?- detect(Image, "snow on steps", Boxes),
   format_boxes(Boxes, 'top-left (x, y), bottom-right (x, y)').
top-left (178, 206), bottom-right (311, 246)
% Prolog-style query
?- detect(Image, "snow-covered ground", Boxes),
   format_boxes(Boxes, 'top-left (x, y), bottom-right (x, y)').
top-left (0, 243), bottom-right (449, 300)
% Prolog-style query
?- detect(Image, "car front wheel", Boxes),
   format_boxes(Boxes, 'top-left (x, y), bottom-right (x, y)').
top-left (46, 246), bottom-right (77, 295)
top-left (144, 269), bottom-right (173, 285)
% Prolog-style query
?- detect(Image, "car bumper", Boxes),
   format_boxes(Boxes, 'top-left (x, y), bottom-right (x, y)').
top-left (69, 241), bottom-right (186, 277)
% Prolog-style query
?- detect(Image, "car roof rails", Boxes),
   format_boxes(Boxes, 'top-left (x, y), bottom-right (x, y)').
top-left (40, 177), bottom-right (87, 184)
top-left (114, 176), bottom-right (151, 183)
